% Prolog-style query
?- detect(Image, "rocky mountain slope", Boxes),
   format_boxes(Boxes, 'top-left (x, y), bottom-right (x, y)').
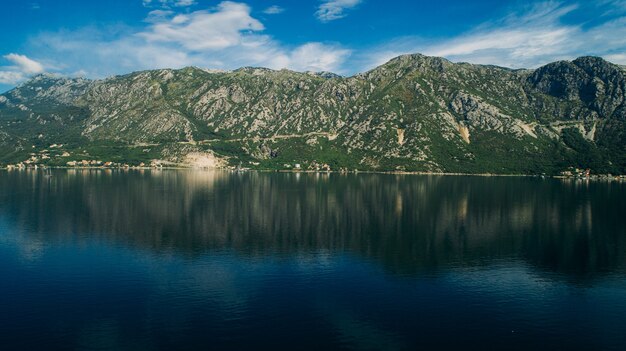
top-left (1, 54), bottom-right (625, 174)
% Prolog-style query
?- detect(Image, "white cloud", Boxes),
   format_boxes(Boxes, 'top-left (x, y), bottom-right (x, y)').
top-left (316, 0), bottom-right (362, 22)
top-left (0, 53), bottom-right (45, 85)
top-left (145, 9), bottom-right (175, 23)
top-left (30, 1), bottom-right (351, 79)
top-left (605, 53), bottom-right (626, 66)
top-left (0, 71), bottom-right (25, 85)
top-left (173, 0), bottom-right (195, 6)
top-left (140, 2), bottom-right (265, 50)
top-left (358, 1), bottom-right (626, 71)
top-left (143, 0), bottom-right (196, 8)
top-left (4, 53), bottom-right (45, 74)
top-left (286, 43), bottom-right (351, 72)
top-left (263, 5), bottom-right (285, 15)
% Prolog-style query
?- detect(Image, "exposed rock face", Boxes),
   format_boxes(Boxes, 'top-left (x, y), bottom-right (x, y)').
top-left (183, 152), bottom-right (227, 169)
top-left (528, 57), bottom-right (626, 120)
top-left (396, 128), bottom-right (405, 146)
top-left (1, 54), bottom-right (626, 174)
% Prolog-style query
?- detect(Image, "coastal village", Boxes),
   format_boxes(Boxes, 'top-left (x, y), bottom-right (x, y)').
top-left (0, 143), bottom-right (341, 173)
top-left (557, 168), bottom-right (626, 181)
top-left (1, 144), bottom-right (626, 181)
top-left (3, 157), bottom-right (350, 174)
top-left (2, 160), bottom-right (626, 181)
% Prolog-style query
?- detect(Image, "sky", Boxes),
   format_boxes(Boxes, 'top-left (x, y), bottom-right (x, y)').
top-left (1, 0), bottom-right (626, 92)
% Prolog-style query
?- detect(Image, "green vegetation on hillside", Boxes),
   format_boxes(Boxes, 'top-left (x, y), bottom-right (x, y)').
top-left (1, 55), bottom-right (625, 174)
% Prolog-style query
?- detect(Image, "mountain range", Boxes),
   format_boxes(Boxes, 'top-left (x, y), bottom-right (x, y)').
top-left (1, 53), bottom-right (625, 174)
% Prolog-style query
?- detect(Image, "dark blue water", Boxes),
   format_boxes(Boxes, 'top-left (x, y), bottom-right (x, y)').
top-left (1, 170), bottom-right (626, 350)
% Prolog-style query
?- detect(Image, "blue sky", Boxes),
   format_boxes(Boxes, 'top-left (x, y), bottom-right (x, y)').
top-left (1, 0), bottom-right (626, 92)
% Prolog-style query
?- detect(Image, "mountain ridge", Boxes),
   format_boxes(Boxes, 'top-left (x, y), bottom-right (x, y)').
top-left (1, 53), bottom-right (625, 174)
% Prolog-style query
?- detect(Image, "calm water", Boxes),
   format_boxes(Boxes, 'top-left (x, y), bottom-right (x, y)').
top-left (1, 170), bottom-right (626, 350)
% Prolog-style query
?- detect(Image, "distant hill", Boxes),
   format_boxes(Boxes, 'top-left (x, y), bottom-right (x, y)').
top-left (1, 54), bottom-right (625, 174)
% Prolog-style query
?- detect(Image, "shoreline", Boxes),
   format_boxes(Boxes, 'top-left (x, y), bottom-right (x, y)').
top-left (1, 166), bottom-right (625, 180)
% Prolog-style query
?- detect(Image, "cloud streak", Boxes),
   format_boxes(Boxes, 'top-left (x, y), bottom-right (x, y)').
top-left (143, 0), bottom-right (196, 8)
top-left (263, 5), bottom-right (285, 15)
top-left (0, 53), bottom-right (44, 84)
top-left (316, 0), bottom-right (362, 22)
top-left (4, 53), bottom-right (44, 74)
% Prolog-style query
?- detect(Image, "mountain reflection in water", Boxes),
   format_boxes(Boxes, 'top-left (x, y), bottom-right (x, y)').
top-left (1, 169), bottom-right (625, 279)
top-left (3, 169), bottom-right (626, 350)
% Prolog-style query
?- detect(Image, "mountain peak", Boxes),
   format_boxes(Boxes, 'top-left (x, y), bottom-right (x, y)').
top-left (357, 53), bottom-right (453, 80)
top-left (20, 73), bottom-right (91, 87)
top-left (573, 56), bottom-right (610, 67)
top-left (571, 56), bottom-right (623, 79)
top-left (386, 53), bottom-right (452, 67)
top-left (306, 71), bottom-right (342, 79)
top-left (234, 67), bottom-right (277, 75)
